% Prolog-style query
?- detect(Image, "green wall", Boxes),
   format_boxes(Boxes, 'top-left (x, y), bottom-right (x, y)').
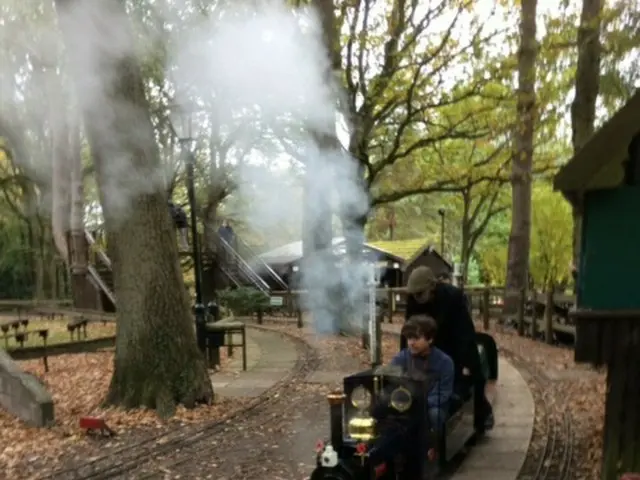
top-left (579, 186), bottom-right (640, 310)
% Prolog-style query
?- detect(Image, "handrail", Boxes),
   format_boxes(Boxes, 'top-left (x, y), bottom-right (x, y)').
top-left (218, 237), bottom-right (270, 293)
top-left (84, 230), bottom-right (112, 270)
top-left (219, 264), bottom-right (243, 289)
top-left (233, 258), bottom-right (269, 295)
top-left (235, 237), bottom-right (288, 290)
top-left (87, 265), bottom-right (116, 306)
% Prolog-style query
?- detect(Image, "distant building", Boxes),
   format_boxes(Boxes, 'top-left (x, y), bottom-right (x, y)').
top-left (258, 237), bottom-right (451, 289)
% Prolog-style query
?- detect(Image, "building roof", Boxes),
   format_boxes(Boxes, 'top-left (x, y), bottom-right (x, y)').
top-left (258, 237), bottom-right (345, 265)
top-left (366, 238), bottom-right (452, 271)
top-left (367, 239), bottom-right (427, 261)
top-left (554, 91), bottom-right (640, 196)
top-left (259, 237), bottom-right (404, 266)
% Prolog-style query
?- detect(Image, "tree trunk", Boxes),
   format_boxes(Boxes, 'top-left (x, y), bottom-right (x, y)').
top-left (570, 0), bottom-right (603, 267)
top-left (54, 0), bottom-right (213, 417)
top-left (460, 191), bottom-right (472, 283)
top-left (505, 0), bottom-right (538, 312)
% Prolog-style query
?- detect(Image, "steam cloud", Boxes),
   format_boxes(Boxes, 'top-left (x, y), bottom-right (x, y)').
top-left (0, 0), bottom-right (371, 333)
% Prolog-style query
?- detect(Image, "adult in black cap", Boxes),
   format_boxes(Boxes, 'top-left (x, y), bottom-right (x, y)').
top-left (403, 266), bottom-right (494, 432)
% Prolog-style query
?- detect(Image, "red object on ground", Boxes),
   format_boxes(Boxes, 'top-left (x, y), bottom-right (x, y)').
top-left (427, 448), bottom-right (437, 461)
top-left (79, 416), bottom-right (115, 436)
top-left (374, 463), bottom-right (387, 478)
top-left (621, 474), bottom-right (640, 480)
top-left (315, 440), bottom-right (325, 453)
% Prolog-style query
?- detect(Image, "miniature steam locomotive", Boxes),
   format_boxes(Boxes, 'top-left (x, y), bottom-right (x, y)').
top-left (310, 333), bottom-right (498, 480)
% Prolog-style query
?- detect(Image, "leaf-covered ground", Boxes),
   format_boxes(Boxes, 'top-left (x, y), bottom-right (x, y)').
top-left (0, 316), bottom-right (608, 479)
top-left (482, 322), bottom-right (605, 480)
top-left (0, 347), bottom-right (238, 479)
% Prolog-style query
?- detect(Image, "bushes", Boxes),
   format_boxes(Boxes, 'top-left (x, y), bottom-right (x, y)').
top-left (217, 287), bottom-right (269, 317)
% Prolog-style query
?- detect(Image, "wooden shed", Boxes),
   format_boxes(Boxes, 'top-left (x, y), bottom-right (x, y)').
top-left (553, 91), bottom-right (640, 479)
top-left (367, 239), bottom-right (452, 286)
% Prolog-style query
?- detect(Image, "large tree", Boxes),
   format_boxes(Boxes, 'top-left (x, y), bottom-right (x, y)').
top-left (570, 0), bottom-right (603, 265)
top-left (53, 0), bottom-right (213, 417)
top-left (504, 0), bottom-right (538, 303)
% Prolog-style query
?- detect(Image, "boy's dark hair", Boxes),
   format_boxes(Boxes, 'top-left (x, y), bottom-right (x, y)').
top-left (401, 315), bottom-right (438, 340)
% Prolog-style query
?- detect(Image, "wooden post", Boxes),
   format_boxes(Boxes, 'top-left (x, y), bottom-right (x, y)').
top-left (482, 288), bottom-right (490, 330)
top-left (286, 289), bottom-right (293, 317)
top-left (517, 287), bottom-right (526, 336)
top-left (530, 291), bottom-right (538, 339)
top-left (387, 288), bottom-right (393, 323)
top-left (361, 322), bottom-right (369, 350)
top-left (544, 288), bottom-right (554, 344)
top-left (296, 307), bottom-right (303, 328)
top-left (374, 309), bottom-right (382, 365)
top-left (257, 308), bottom-right (263, 325)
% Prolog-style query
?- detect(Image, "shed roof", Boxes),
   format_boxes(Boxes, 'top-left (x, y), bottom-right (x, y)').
top-left (368, 238), bottom-right (452, 271)
top-left (259, 237), bottom-right (403, 266)
top-left (554, 91), bottom-right (640, 196)
top-left (367, 239), bottom-right (431, 261)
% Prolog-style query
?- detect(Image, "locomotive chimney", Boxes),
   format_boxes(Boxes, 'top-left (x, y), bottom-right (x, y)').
top-left (327, 391), bottom-right (346, 451)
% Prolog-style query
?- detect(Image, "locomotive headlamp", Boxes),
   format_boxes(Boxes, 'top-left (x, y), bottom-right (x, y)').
top-left (350, 386), bottom-right (372, 409)
top-left (347, 415), bottom-right (376, 442)
top-left (389, 386), bottom-right (413, 412)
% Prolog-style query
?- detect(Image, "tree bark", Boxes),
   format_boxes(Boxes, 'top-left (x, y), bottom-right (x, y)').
top-left (505, 0), bottom-right (538, 311)
top-left (54, 0), bottom-right (213, 417)
top-left (570, 0), bottom-right (603, 267)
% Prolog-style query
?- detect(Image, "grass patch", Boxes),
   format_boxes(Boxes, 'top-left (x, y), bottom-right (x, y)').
top-left (0, 318), bottom-right (116, 349)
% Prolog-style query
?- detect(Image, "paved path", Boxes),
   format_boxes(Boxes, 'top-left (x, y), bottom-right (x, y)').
top-left (210, 327), bottom-right (299, 398)
top-left (452, 356), bottom-right (534, 479)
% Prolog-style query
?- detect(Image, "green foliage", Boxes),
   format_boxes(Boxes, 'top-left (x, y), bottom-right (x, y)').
top-left (217, 287), bottom-right (270, 316)
top-left (0, 221), bottom-right (36, 299)
top-left (474, 183), bottom-right (573, 290)
top-left (529, 182), bottom-right (573, 289)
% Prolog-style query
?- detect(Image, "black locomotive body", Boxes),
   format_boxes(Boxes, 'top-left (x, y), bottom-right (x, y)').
top-left (311, 334), bottom-right (498, 480)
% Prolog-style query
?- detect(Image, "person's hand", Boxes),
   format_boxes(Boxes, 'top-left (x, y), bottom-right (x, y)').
top-left (462, 367), bottom-right (471, 376)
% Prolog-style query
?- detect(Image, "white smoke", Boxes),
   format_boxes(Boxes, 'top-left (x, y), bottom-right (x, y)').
top-left (0, 0), bottom-right (370, 332)
top-left (167, 1), bottom-right (370, 333)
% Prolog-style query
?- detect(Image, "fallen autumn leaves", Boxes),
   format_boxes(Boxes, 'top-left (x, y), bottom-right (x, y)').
top-left (482, 322), bottom-right (605, 480)
top-left (0, 347), bottom-right (240, 479)
top-left (0, 314), bottom-right (608, 480)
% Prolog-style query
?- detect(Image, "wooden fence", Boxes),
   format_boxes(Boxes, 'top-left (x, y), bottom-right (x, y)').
top-left (0, 285), bottom-right (578, 347)
top-left (268, 285), bottom-right (577, 345)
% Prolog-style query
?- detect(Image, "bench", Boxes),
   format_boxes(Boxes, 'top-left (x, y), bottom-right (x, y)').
top-left (203, 321), bottom-right (247, 371)
top-left (0, 318), bottom-right (29, 335)
top-left (67, 317), bottom-right (88, 341)
top-left (1, 328), bottom-right (50, 372)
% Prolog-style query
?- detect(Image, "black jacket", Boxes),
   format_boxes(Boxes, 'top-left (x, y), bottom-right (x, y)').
top-left (168, 201), bottom-right (188, 229)
top-left (404, 283), bottom-right (479, 377)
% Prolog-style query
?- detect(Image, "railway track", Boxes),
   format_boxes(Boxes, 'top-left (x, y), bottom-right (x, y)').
top-left (501, 349), bottom-right (575, 480)
top-left (40, 326), bottom-right (319, 480)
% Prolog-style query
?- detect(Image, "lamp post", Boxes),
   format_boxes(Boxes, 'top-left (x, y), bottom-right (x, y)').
top-left (170, 105), bottom-right (206, 355)
top-left (437, 208), bottom-right (446, 258)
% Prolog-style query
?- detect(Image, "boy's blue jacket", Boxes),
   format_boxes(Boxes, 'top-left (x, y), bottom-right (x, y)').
top-left (390, 347), bottom-right (454, 409)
